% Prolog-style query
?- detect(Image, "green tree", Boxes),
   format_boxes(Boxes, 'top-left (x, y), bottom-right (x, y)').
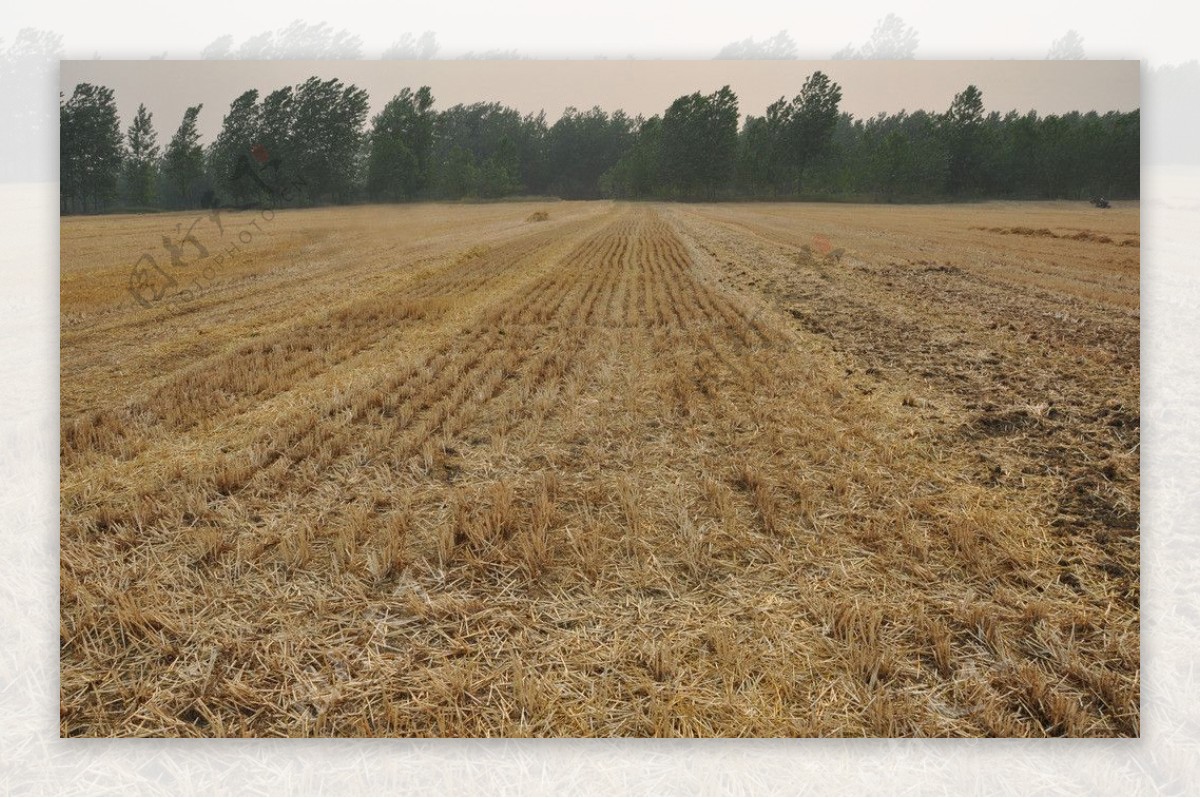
top-left (431, 102), bottom-right (537, 198)
top-left (59, 82), bottom-right (123, 213)
top-left (998, 110), bottom-right (1041, 198)
top-left (736, 114), bottom-right (775, 195)
top-left (767, 71), bottom-right (843, 194)
top-left (545, 106), bottom-right (633, 198)
top-left (256, 87), bottom-right (298, 195)
top-left (479, 135), bottom-right (521, 198)
top-left (291, 77), bottom-right (370, 202)
top-left (367, 86), bottom-right (435, 201)
top-left (121, 103), bottom-right (159, 206)
top-left (162, 104), bottom-right (206, 207)
top-left (942, 84), bottom-right (985, 195)
top-left (1107, 110), bottom-right (1140, 198)
top-left (442, 146), bottom-right (479, 197)
top-left (207, 90), bottom-right (262, 204)
top-left (660, 86), bottom-right (738, 198)
top-left (864, 112), bottom-right (948, 200)
top-left (601, 115), bottom-right (662, 198)
top-left (515, 112), bottom-right (550, 194)
top-left (58, 71), bottom-right (1141, 211)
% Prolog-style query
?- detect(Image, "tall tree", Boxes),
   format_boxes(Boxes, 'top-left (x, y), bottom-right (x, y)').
top-left (765, 71), bottom-right (843, 193)
top-left (291, 77), bottom-right (370, 202)
top-left (122, 104), bottom-right (159, 206)
top-left (863, 110), bottom-right (948, 200)
top-left (516, 111), bottom-right (550, 194)
top-left (257, 86), bottom-right (297, 193)
top-left (998, 110), bottom-right (1041, 197)
top-left (162, 104), bottom-right (205, 207)
top-left (545, 106), bottom-right (633, 198)
top-left (207, 90), bottom-right (263, 204)
top-left (59, 71), bottom-right (1140, 210)
top-left (431, 102), bottom-right (536, 197)
top-left (367, 86), bottom-right (436, 200)
top-left (59, 82), bottom-right (123, 212)
top-left (441, 146), bottom-right (479, 197)
top-left (1106, 109), bottom-right (1140, 198)
top-left (479, 135), bottom-right (520, 198)
top-left (942, 85), bottom-right (985, 195)
top-left (601, 115), bottom-right (662, 198)
top-left (660, 86), bottom-right (739, 198)
top-left (736, 113), bottom-right (776, 195)
top-left (792, 71), bottom-right (843, 182)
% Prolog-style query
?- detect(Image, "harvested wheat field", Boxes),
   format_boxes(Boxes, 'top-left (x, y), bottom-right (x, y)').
top-left (60, 200), bottom-right (1139, 737)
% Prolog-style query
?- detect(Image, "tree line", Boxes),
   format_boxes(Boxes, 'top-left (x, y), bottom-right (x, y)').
top-left (59, 72), bottom-right (1139, 214)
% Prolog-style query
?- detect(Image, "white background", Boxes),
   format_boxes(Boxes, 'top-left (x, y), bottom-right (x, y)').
top-left (4, 0), bottom-right (1198, 793)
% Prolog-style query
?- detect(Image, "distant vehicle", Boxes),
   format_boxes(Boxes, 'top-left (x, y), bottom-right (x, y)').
top-left (1090, 196), bottom-right (1111, 209)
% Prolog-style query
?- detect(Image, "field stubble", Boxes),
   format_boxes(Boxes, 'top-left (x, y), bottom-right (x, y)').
top-left (60, 200), bottom-right (1139, 737)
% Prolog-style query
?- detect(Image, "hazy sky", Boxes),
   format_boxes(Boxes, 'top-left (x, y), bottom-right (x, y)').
top-left (62, 60), bottom-right (1140, 142)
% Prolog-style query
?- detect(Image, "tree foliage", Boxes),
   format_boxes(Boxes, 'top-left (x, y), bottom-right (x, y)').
top-left (942, 84), bottom-right (986, 195)
top-left (122, 104), bottom-right (159, 206)
top-left (430, 102), bottom-right (543, 198)
top-left (60, 77), bottom-right (1141, 213)
top-left (601, 116), bottom-right (663, 199)
top-left (545, 107), bottom-right (634, 199)
top-left (291, 77), bottom-right (370, 202)
top-left (60, 83), bottom-right (123, 213)
top-left (208, 90), bottom-right (262, 203)
top-left (659, 86), bottom-right (739, 198)
top-left (781, 71), bottom-right (844, 190)
top-left (162, 105), bottom-right (206, 208)
top-left (367, 87), bottom-right (435, 200)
